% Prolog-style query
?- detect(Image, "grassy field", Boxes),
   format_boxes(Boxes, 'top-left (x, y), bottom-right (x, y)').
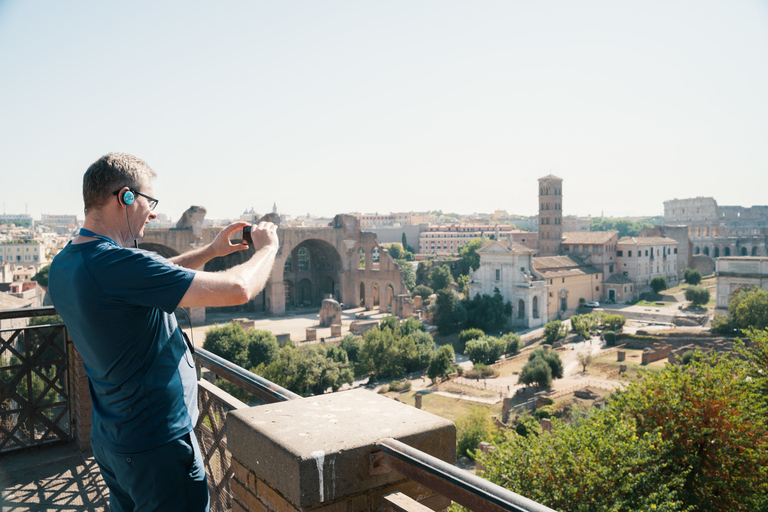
top-left (382, 389), bottom-right (501, 423)
top-left (589, 348), bottom-right (666, 380)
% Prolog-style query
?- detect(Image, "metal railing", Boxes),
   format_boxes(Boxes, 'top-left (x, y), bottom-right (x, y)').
top-left (193, 345), bottom-right (554, 512)
top-left (1, 306), bottom-right (553, 511)
top-left (0, 306), bottom-right (71, 453)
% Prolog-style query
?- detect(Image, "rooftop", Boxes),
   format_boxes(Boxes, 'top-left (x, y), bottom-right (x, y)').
top-left (561, 231), bottom-right (618, 245)
top-left (617, 236), bottom-right (678, 246)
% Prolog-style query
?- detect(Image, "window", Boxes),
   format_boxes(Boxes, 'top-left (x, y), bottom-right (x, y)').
top-left (617, 250), bottom-right (623, 257)
top-left (495, 269), bottom-right (500, 281)
top-left (628, 250), bottom-right (632, 257)
top-left (562, 278), bottom-right (565, 283)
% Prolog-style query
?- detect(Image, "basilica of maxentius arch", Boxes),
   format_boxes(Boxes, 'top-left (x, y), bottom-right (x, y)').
top-left (139, 207), bottom-right (410, 324)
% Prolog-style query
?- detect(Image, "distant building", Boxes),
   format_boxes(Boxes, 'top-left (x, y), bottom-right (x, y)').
top-left (468, 240), bottom-right (548, 329)
top-left (0, 214), bottom-right (33, 226)
top-left (533, 255), bottom-right (603, 317)
top-left (419, 224), bottom-right (536, 256)
top-left (714, 257), bottom-right (768, 311)
top-left (39, 214), bottom-right (78, 227)
top-left (616, 236), bottom-right (679, 292)
top-left (561, 230), bottom-right (619, 279)
top-left (0, 240), bottom-right (45, 265)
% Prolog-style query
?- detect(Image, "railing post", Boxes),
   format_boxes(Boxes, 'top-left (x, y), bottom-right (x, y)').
top-left (68, 341), bottom-right (92, 451)
top-left (227, 389), bottom-right (456, 512)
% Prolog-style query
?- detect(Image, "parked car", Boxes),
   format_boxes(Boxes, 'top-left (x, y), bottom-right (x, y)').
top-left (585, 301), bottom-right (600, 308)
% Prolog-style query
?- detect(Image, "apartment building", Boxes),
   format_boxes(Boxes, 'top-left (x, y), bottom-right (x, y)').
top-left (561, 231), bottom-right (619, 278)
top-left (419, 224), bottom-right (536, 256)
top-left (0, 240), bottom-right (45, 265)
top-left (616, 236), bottom-right (679, 294)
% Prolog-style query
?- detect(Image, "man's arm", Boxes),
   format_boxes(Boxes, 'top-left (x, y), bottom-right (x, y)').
top-left (170, 221), bottom-right (250, 270)
top-left (178, 222), bottom-right (279, 308)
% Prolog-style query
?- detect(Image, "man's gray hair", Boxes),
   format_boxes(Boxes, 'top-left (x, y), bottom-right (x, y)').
top-left (83, 153), bottom-right (157, 214)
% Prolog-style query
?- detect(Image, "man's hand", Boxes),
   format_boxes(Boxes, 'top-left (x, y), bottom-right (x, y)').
top-left (210, 221), bottom-right (252, 258)
top-left (248, 221), bottom-right (279, 252)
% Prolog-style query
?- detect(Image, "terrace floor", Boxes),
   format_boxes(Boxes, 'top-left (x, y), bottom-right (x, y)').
top-left (0, 442), bottom-right (108, 511)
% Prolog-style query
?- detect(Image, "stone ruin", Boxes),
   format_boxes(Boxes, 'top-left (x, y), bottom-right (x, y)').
top-left (641, 343), bottom-right (673, 364)
top-left (319, 297), bottom-right (342, 327)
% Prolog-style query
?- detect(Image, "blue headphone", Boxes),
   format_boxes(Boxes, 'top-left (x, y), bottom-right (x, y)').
top-left (122, 190), bottom-right (135, 205)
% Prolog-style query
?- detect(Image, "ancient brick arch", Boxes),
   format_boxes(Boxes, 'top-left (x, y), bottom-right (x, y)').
top-left (268, 214), bottom-right (408, 315)
top-left (140, 210), bottom-right (409, 320)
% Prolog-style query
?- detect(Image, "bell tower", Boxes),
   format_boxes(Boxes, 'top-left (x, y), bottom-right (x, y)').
top-left (537, 175), bottom-right (563, 256)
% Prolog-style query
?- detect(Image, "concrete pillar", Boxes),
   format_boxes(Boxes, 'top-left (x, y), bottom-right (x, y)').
top-left (227, 389), bottom-right (455, 512)
top-left (414, 394), bottom-right (423, 409)
top-left (617, 350), bottom-right (626, 362)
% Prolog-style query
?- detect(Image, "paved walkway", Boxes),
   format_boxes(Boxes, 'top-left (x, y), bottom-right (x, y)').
top-left (0, 442), bottom-right (108, 511)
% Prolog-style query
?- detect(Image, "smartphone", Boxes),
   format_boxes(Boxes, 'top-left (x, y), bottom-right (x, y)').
top-left (243, 225), bottom-right (253, 245)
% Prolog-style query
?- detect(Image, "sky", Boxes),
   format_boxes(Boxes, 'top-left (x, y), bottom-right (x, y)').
top-left (1, 1), bottom-right (767, 223)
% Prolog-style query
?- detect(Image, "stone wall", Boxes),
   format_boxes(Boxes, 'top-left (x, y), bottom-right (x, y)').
top-left (641, 343), bottom-right (672, 364)
top-left (227, 389), bottom-right (455, 512)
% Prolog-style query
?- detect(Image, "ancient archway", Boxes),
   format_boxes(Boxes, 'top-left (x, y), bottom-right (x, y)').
top-left (373, 283), bottom-right (380, 307)
top-left (282, 239), bottom-right (343, 309)
top-left (359, 282), bottom-right (365, 307)
top-left (725, 247), bottom-right (731, 256)
top-left (532, 296), bottom-right (539, 319)
top-left (714, 247), bottom-right (720, 258)
top-left (741, 247), bottom-right (748, 256)
top-left (517, 299), bottom-right (525, 318)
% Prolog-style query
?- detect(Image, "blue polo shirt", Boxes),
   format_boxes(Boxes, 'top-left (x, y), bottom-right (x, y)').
top-left (49, 240), bottom-right (197, 452)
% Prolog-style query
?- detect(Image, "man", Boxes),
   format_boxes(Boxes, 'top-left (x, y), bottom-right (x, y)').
top-left (49, 153), bottom-right (278, 512)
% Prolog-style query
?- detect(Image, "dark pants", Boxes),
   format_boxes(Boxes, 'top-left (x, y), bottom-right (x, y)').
top-left (92, 431), bottom-right (209, 512)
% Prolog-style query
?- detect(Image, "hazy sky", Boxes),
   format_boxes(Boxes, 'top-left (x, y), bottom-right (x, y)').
top-left (1, 1), bottom-right (767, 223)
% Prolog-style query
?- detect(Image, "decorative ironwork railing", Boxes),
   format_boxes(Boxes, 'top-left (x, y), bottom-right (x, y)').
top-left (193, 347), bottom-right (300, 512)
top-left (0, 307), bottom-right (71, 453)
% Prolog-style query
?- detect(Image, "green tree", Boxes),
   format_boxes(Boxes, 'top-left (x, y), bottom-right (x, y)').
top-left (412, 284), bottom-right (433, 301)
top-left (340, 334), bottom-right (362, 363)
top-left (428, 344), bottom-right (455, 383)
top-left (577, 351), bottom-right (593, 372)
top-left (684, 268), bottom-right (702, 285)
top-left (458, 238), bottom-right (483, 275)
top-left (457, 328), bottom-right (484, 354)
top-left (480, 345), bottom-right (768, 512)
top-left (519, 357), bottom-right (552, 388)
top-left (397, 259), bottom-right (416, 291)
top-left (203, 323), bottom-right (250, 368)
top-left (729, 287), bottom-right (768, 331)
top-left (247, 329), bottom-right (279, 368)
top-left (543, 320), bottom-right (567, 344)
top-left (650, 276), bottom-right (668, 294)
top-left (433, 289), bottom-right (466, 334)
top-left (387, 243), bottom-right (404, 260)
top-left (684, 285), bottom-right (711, 307)
top-left (500, 333), bottom-right (521, 356)
top-left (31, 264), bottom-right (50, 287)
top-left (464, 335), bottom-right (505, 365)
top-left (465, 289), bottom-right (512, 333)
top-left (429, 264), bottom-right (453, 291)
top-left (456, 407), bottom-right (501, 460)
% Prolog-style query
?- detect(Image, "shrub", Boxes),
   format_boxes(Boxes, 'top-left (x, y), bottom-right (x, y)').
top-left (501, 333), bottom-right (521, 356)
top-left (534, 405), bottom-right (556, 420)
top-left (465, 363), bottom-right (498, 380)
top-left (604, 330), bottom-right (616, 345)
top-left (465, 335), bottom-right (505, 365)
top-left (685, 285), bottom-right (711, 307)
top-left (650, 276), bottom-right (668, 294)
top-left (387, 380), bottom-right (412, 392)
top-left (684, 268), bottom-right (702, 285)
top-left (544, 320), bottom-right (567, 344)
top-left (457, 328), bottom-right (485, 353)
top-left (711, 314), bottom-right (732, 335)
top-left (412, 284), bottom-right (434, 301)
